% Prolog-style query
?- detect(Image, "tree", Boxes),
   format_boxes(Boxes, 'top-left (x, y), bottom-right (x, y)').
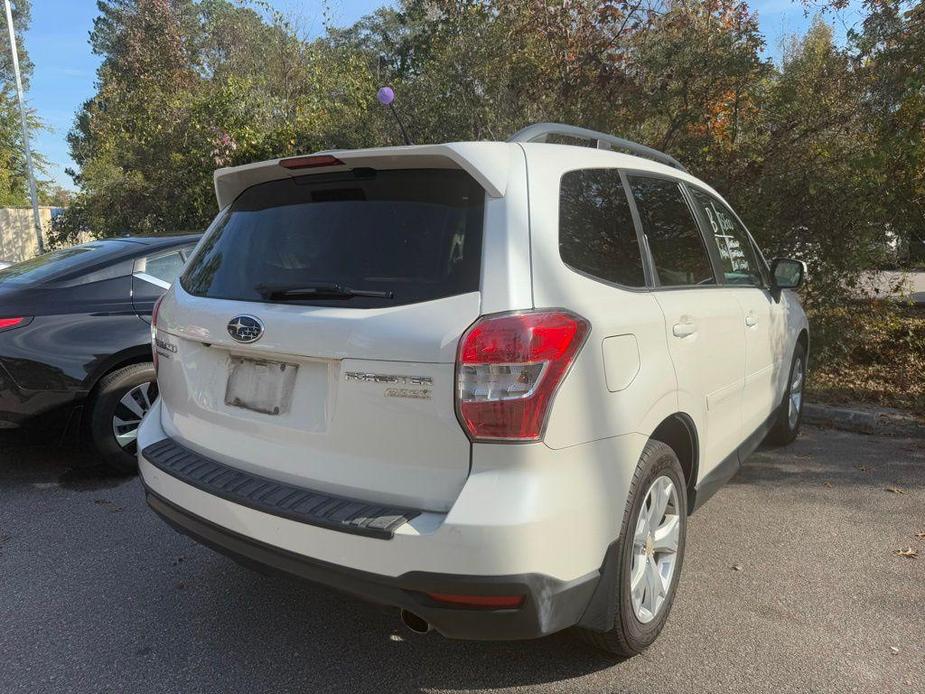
top-left (57, 0), bottom-right (920, 283)
top-left (852, 0), bottom-right (925, 263)
top-left (0, 0), bottom-right (33, 88)
top-left (56, 0), bottom-right (377, 239)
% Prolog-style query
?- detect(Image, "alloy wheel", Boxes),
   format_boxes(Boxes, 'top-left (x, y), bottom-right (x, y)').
top-left (788, 358), bottom-right (804, 429)
top-left (630, 475), bottom-right (681, 624)
top-left (111, 381), bottom-right (158, 454)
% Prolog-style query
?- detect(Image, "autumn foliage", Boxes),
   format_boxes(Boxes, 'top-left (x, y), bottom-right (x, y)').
top-left (50, 0), bottom-right (925, 405)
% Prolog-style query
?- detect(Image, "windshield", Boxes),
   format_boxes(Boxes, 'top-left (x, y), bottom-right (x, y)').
top-left (180, 169), bottom-right (485, 308)
top-left (0, 241), bottom-right (125, 286)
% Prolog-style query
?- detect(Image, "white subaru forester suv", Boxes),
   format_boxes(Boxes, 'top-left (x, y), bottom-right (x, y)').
top-left (139, 123), bottom-right (808, 655)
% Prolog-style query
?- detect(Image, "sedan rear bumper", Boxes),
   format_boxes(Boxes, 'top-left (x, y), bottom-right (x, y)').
top-left (0, 367), bottom-right (79, 430)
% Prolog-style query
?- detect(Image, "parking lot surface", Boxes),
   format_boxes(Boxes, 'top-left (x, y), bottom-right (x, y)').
top-left (1, 426), bottom-right (923, 694)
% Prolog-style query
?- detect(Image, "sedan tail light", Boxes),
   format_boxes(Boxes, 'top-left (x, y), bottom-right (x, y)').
top-left (455, 310), bottom-right (590, 442)
top-left (0, 316), bottom-right (32, 332)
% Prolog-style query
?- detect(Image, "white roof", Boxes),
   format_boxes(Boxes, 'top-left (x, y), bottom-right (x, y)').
top-left (213, 139), bottom-right (720, 209)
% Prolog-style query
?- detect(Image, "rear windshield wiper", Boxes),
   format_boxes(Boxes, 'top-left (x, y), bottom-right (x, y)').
top-left (256, 283), bottom-right (394, 300)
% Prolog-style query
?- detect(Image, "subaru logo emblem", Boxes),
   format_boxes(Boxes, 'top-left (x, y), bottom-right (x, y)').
top-left (227, 315), bottom-right (264, 343)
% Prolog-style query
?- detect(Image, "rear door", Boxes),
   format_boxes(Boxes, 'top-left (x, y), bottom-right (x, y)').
top-left (154, 169), bottom-right (490, 512)
top-left (626, 174), bottom-right (746, 477)
top-left (686, 187), bottom-right (779, 438)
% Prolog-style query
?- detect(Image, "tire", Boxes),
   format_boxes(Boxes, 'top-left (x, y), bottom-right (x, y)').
top-left (87, 363), bottom-right (158, 474)
top-left (764, 343), bottom-right (806, 446)
top-left (578, 440), bottom-right (688, 656)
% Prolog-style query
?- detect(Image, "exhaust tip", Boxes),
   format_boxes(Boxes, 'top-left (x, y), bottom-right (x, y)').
top-left (400, 609), bottom-right (432, 634)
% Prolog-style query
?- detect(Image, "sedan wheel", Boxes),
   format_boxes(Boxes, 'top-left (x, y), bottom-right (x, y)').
top-left (112, 380), bottom-right (158, 454)
top-left (89, 362), bottom-right (157, 473)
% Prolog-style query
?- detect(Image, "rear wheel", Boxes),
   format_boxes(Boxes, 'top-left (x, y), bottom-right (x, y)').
top-left (765, 343), bottom-right (806, 446)
top-left (579, 440), bottom-right (687, 656)
top-left (88, 363), bottom-right (157, 473)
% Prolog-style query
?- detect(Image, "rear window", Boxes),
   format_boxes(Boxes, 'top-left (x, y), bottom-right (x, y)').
top-left (0, 241), bottom-right (126, 285)
top-left (181, 169), bottom-right (485, 308)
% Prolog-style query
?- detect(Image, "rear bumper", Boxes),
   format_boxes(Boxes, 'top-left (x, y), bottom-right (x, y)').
top-left (0, 366), bottom-right (80, 430)
top-left (144, 486), bottom-right (598, 640)
top-left (138, 400), bottom-right (643, 639)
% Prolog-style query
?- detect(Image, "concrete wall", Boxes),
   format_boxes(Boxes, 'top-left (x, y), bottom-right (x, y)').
top-left (0, 207), bottom-right (60, 263)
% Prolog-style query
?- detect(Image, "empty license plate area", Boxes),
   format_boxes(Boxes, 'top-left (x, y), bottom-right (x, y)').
top-left (225, 356), bottom-right (299, 415)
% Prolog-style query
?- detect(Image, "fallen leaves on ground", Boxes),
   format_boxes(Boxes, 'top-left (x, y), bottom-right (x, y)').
top-left (885, 487), bottom-right (906, 494)
top-left (916, 531), bottom-right (925, 540)
top-left (895, 547), bottom-right (918, 559)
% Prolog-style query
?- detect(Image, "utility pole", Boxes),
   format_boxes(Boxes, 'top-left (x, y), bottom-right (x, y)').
top-left (3, 0), bottom-right (43, 254)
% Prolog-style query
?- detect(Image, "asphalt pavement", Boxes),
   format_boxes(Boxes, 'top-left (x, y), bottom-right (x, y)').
top-left (1, 426), bottom-right (923, 694)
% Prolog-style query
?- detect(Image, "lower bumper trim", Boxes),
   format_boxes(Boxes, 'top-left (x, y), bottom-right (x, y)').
top-left (144, 487), bottom-right (600, 640)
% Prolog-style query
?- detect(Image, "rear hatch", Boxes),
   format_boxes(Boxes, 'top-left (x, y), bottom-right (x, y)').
top-left (154, 167), bottom-right (486, 512)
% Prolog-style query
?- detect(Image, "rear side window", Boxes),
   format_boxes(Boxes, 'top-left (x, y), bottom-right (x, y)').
top-left (627, 176), bottom-right (715, 287)
top-left (688, 188), bottom-right (765, 287)
top-left (182, 170), bottom-right (484, 308)
top-left (559, 169), bottom-right (645, 287)
top-left (144, 251), bottom-right (185, 284)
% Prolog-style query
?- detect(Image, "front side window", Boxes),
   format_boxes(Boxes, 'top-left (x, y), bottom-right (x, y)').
top-left (182, 169), bottom-right (484, 308)
top-left (688, 188), bottom-right (764, 287)
top-left (559, 169), bottom-right (645, 287)
top-left (627, 176), bottom-right (715, 287)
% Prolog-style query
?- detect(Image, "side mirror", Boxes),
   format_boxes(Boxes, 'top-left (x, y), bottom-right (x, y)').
top-left (771, 258), bottom-right (806, 291)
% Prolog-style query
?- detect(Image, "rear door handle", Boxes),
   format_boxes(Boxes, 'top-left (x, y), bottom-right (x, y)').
top-left (745, 311), bottom-right (759, 327)
top-left (672, 321), bottom-right (697, 338)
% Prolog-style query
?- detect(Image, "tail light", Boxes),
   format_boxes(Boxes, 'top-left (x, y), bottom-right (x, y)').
top-left (0, 316), bottom-right (31, 332)
top-left (151, 295), bottom-right (164, 374)
top-left (455, 310), bottom-right (590, 442)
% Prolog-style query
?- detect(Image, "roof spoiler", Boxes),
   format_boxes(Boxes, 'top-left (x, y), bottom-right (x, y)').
top-left (509, 122), bottom-right (688, 173)
top-left (213, 142), bottom-right (512, 209)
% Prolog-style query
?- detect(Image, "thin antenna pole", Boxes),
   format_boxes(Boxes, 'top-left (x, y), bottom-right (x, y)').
top-left (377, 86), bottom-right (413, 146)
top-left (3, 0), bottom-right (43, 254)
top-left (389, 103), bottom-right (412, 146)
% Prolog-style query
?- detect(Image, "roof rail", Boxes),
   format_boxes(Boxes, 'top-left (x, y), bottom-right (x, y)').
top-left (508, 122), bottom-right (687, 173)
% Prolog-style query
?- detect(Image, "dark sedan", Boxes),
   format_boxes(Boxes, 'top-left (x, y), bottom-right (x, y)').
top-left (0, 234), bottom-right (199, 471)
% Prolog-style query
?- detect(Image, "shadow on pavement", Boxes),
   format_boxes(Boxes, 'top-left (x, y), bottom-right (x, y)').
top-left (179, 562), bottom-right (623, 692)
top-left (0, 430), bottom-right (130, 491)
top-left (729, 427), bottom-right (925, 490)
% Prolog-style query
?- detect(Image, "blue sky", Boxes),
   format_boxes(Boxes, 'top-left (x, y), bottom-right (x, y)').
top-left (22, 0), bottom-right (865, 190)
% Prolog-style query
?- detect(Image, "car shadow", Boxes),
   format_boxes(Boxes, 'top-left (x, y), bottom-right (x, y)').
top-left (181, 561), bottom-right (624, 692)
top-left (0, 430), bottom-right (132, 491)
top-left (729, 428), bottom-right (925, 491)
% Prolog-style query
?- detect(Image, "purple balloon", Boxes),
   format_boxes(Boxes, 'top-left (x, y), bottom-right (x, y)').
top-left (377, 86), bottom-right (395, 106)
